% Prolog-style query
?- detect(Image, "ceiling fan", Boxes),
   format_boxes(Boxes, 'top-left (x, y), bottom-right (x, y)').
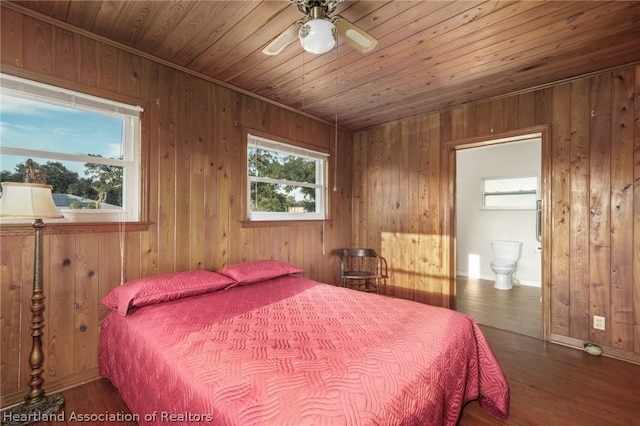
top-left (262, 0), bottom-right (378, 56)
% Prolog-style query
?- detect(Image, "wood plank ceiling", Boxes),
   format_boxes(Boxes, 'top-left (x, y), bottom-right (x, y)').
top-left (8, 0), bottom-right (640, 131)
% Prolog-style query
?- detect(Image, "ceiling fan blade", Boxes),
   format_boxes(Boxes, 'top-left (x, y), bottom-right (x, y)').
top-left (334, 16), bottom-right (378, 53)
top-left (262, 21), bottom-right (303, 56)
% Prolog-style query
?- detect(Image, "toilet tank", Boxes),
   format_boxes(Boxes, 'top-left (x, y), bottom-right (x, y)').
top-left (491, 240), bottom-right (523, 262)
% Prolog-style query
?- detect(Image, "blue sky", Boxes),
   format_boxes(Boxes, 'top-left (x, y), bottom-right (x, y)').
top-left (0, 93), bottom-right (124, 175)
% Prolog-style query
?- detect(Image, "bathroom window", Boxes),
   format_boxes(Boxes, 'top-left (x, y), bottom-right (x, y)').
top-left (482, 176), bottom-right (538, 209)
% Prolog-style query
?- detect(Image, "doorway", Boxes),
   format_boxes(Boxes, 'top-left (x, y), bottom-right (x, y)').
top-left (450, 130), bottom-right (549, 340)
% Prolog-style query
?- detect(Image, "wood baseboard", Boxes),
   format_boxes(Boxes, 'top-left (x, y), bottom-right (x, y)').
top-left (550, 334), bottom-right (640, 365)
top-left (1, 368), bottom-right (101, 410)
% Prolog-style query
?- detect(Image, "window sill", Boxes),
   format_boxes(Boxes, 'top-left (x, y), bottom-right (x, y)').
top-left (241, 219), bottom-right (331, 228)
top-left (0, 221), bottom-right (152, 236)
top-left (479, 207), bottom-right (535, 211)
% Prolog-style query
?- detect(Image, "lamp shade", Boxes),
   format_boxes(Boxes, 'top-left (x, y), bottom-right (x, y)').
top-left (0, 182), bottom-right (63, 219)
top-left (299, 19), bottom-right (336, 54)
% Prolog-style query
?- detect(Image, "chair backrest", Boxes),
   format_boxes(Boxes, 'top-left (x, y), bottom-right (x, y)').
top-left (338, 248), bottom-right (377, 258)
top-left (338, 248), bottom-right (388, 277)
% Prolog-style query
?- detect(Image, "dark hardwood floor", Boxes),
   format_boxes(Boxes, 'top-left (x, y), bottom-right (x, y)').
top-left (457, 276), bottom-right (542, 339)
top-left (459, 326), bottom-right (640, 426)
top-left (11, 326), bottom-right (639, 426)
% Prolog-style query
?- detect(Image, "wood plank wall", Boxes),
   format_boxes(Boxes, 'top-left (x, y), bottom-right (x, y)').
top-left (0, 8), bottom-right (353, 408)
top-left (353, 64), bottom-right (640, 363)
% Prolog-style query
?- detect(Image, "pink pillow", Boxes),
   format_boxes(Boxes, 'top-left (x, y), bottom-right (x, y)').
top-left (100, 270), bottom-right (236, 316)
top-left (216, 260), bottom-right (304, 286)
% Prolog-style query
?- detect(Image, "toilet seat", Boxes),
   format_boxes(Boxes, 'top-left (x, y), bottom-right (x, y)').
top-left (490, 259), bottom-right (515, 268)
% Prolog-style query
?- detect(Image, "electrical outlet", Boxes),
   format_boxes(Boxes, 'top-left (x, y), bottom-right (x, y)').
top-left (593, 315), bottom-right (605, 331)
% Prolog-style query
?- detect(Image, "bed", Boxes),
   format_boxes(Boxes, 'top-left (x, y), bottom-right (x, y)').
top-left (98, 260), bottom-right (509, 425)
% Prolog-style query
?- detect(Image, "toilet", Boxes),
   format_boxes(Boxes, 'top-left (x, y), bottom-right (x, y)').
top-left (490, 240), bottom-right (523, 290)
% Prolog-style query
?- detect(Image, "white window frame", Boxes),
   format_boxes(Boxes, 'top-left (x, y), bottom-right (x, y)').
top-left (481, 175), bottom-right (539, 210)
top-left (0, 73), bottom-right (142, 222)
top-left (247, 133), bottom-right (328, 221)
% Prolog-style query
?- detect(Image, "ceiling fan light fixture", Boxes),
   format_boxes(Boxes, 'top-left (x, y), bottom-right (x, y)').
top-left (299, 18), bottom-right (336, 54)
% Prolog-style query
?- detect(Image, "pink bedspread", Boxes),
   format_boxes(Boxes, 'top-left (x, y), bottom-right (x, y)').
top-left (99, 276), bottom-right (509, 425)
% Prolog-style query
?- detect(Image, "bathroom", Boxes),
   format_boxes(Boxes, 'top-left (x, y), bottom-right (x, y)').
top-left (455, 138), bottom-right (542, 338)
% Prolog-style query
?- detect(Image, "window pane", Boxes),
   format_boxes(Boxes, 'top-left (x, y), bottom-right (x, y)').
top-left (1, 93), bottom-right (124, 158)
top-left (482, 176), bottom-right (538, 208)
top-left (484, 193), bottom-right (537, 208)
top-left (250, 181), bottom-right (317, 213)
top-left (484, 176), bottom-right (537, 193)
top-left (248, 147), bottom-right (317, 184)
top-left (0, 154), bottom-right (124, 210)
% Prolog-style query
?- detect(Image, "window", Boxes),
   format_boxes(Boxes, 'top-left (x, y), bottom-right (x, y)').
top-left (0, 74), bottom-right (142, 222)
top-left (247, 133), bottom-right (328, 221)
top-left (482, 176), bottom-right (538, 209)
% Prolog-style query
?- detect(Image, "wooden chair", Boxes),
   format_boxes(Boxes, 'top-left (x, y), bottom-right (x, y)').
top-left (338, 248), bottom-right (388, 294)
